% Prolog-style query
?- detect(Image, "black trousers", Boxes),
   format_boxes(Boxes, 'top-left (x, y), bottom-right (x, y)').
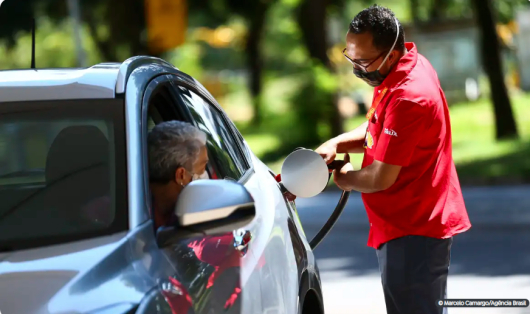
top-left (376, 235), bottom-right (452, 314)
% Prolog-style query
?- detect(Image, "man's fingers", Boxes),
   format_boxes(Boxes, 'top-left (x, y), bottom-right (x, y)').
top-left (323, 154), bottom-right (335, 164)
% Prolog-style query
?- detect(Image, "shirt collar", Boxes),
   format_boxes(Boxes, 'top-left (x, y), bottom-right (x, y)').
top-left (377, 42), bottom-right (418, 91)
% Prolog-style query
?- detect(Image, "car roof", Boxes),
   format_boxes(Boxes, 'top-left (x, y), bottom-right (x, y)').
top-left (0, 63), bottom-right (122, 102)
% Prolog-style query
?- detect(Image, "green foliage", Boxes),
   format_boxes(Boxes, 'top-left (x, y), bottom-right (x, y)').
top-left (450, 92), bottom-right (530, 183)
top-left (343, 0), bottom-right (412, 22)
top-left (493, 0), bottom-right (528, 24)
top-left (288, 62), bottom-right (338, 147)
top-left (0, 17), bottom-right (102, 69)
top-left (262, 0), bottom-right (307, 73)
top-left (0, 0), bottom-right (35, 47)
top-left (168, 42), bottom-right (204, 79)
top-left (0, 0), bottom-right (147, 62)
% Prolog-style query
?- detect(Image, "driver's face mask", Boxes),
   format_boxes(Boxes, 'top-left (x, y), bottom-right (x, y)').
top-left (348, 18), bottom-right (400, 87)
top-left (180, 169), bottom-right (208, 187)
top-left (191, 170), bottom-right (209, 181)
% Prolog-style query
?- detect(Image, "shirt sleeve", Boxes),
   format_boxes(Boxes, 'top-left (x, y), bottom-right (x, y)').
top-left (374, 99), bottom-right (429, 167)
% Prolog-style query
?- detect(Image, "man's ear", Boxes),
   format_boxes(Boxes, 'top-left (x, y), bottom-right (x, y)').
top-left (175, 167), bottom-right (187, 186)
top-left (388, 50), bottom-right (399, 66)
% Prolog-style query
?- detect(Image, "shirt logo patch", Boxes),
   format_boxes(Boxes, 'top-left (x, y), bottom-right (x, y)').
top-left (384, 128), bottom-right (398, 137)
top-left (364, 130), bottom-right (374, 149)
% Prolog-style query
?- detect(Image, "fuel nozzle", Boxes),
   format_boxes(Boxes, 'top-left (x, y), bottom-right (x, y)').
top-left (327, 160), bottom-right (346, 172)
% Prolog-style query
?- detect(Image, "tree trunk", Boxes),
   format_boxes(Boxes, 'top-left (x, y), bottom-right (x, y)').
top-left (410, 0), bottom-right (420, 23)
top-left (297, 0), bottom-right (332, 69)
top-left (472, 0), bottom-right (518, 140)
top-left (297, 0), bottom-right (343, 138)
top-left (246, 3), bottom-right (270, 127)
top-left (430, 0), bottom-right (448, 21)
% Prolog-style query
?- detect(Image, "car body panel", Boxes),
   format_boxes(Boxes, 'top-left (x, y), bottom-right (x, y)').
top-left (0, 229), bottom-right (142, 314)
top-left (0, 56), bottom-right (324, 314)
top-left (0, 65), bottom-right (121, 102)
top-left (243, 157), bottom-right (300, 313)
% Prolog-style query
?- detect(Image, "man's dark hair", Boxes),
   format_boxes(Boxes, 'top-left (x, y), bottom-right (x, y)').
top-left (349, 5), bottom-right (405, 52)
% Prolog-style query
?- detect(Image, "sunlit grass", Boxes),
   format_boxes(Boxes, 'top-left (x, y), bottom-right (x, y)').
top-left (449, 92), bottom-right (530, 180)
top-left (450, 92), bottom-right (530, 164)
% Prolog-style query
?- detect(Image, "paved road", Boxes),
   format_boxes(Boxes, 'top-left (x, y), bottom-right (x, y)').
top-left (296, 185), bottom-right (530, 314)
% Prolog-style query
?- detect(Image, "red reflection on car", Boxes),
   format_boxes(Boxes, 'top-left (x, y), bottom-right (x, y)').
top-left (160, 276), bottom-right (193, 314)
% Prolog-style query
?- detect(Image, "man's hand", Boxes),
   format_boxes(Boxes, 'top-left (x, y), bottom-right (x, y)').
top-left (333, 153), bottom-right (354, 191)
top-left (315, 140), bottom-right (338, 164)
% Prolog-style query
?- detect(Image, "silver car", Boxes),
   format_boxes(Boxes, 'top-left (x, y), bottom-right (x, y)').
top-left (0, 57), bottom-right (325, 314)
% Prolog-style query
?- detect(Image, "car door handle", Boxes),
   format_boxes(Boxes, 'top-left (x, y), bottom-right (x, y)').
top-left (233, 229), bottom-right (252, 254)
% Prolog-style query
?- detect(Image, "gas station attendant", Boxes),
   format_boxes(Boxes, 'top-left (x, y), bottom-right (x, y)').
top-left (316, 5), bottom-right (472, 314)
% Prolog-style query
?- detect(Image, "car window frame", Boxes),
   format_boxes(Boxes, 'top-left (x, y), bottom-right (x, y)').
top-left (175, 88), bottom-right (245, 179)
top-left (167, 76), bottom-right (254, 184)
top-left (140, 75), bottom-right (190, 222)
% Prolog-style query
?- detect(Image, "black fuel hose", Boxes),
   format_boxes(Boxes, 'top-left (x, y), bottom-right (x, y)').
top-left (309, 166), bottom-right (350, 250)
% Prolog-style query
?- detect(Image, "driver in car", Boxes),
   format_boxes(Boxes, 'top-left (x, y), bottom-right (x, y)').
top-left (147, 120), bottom-right (244, 313)
top-left (147, 120), bottom-right (209, 314)
top-left (147, 120), bottom-right (209, 230)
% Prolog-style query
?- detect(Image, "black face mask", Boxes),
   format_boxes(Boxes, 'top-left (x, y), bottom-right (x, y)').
top-left (351, 17), bottom-right (400, 87)
top-left (353, 67), bottom-right (388, 87)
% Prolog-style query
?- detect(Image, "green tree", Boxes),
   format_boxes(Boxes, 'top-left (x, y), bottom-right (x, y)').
top-left (406, 0), bottom-right (520, 140)
top-left (0, 0), bottom-right (275, 128)
top-left (295, 0), bottom-right (344, 139)
top-left (189, 0), bottom-right (278, 127)
top-left (472, 0), bottom-right (518, 139)
top-left (0, 0), bottom-right (149, 61)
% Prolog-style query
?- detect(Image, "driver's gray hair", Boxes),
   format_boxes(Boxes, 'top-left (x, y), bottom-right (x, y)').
top-left (148, 120), bottom-right (207, 183)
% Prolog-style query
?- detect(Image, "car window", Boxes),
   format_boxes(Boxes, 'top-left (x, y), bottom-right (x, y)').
top-left (0, 99), bottom-right (128, 251)
top-left (174, 85), bottom-right (248, 180)
top-left (224, 115), bottom-right (252, 164)
top-left (0, 120), bottom-right (108, 185)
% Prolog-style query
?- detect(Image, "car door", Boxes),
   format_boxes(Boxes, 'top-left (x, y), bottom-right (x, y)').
top-left (169, 80), bottom-right (299, 314)
top-left (136, 74), bottom-right (203, 314)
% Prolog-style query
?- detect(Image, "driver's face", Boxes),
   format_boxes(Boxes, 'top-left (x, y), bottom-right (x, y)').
top-left (176, 145), bottom-right (209, 186)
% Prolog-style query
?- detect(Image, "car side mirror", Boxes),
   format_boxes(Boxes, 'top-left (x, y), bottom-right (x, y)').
top-left (156, 179), bottom-right (256, 248)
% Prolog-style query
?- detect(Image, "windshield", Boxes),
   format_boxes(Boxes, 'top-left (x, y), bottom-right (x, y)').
top-left (0, 99), bottom-right (128, 251)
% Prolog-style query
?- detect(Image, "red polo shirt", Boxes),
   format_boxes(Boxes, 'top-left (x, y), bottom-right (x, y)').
top-left (361, 42), bottom-right (471, 249)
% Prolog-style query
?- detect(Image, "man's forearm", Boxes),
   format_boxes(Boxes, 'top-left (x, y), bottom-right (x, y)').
top-left (334, 160), bottom-right (401, 194)
top-left (339, 166), bottom-right (381, 193)
top-left (330, 121), bottom-right (368, 154)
